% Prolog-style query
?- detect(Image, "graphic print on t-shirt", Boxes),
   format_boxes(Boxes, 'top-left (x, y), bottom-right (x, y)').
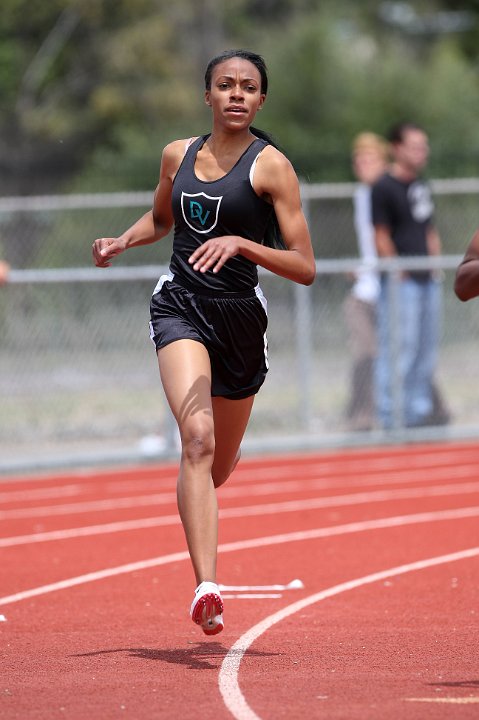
top-left (407, 181), bottom-right (434, 223)
top-left (181, 192), bottom-right (223, 234)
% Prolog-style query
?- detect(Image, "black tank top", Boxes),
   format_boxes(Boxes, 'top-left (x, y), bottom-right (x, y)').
top-left (169, 134), bottom-right (273, 292)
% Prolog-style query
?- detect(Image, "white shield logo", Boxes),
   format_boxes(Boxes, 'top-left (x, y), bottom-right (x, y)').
top-left (181, 192), bottom-right (223, 234)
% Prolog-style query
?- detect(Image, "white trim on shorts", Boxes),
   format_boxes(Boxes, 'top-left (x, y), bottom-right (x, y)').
top-left (254, 284), bottom-right (269, 370)
top-left (152, 271), bottom-right (174, 297)
top-left (149, 272), bottom-right (174, 344)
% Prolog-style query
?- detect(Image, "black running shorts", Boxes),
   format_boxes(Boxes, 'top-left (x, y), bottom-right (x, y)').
top-left (149, 274), bottom-right (269, 400)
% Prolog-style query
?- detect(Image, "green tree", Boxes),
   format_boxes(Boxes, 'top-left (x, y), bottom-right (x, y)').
top-left (2, 0), bottom-right (479, 194)
top-left (0, 0), bottom-right (217, 193)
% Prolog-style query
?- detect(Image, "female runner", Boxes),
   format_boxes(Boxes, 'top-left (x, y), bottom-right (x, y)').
top-left (92, 49), bottom-right (315, 635)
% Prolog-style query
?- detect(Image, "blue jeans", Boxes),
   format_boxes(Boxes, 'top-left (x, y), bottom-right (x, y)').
top-left (376, 275), bottom-right (441, 428)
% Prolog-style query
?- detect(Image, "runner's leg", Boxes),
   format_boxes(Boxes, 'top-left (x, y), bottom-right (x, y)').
top-left (211, 394), bottom-right (255, 488)
top-left (157, 339), bottom-right (217, 585)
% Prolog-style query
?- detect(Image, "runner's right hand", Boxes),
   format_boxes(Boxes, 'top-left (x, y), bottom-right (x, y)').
top-left (92, 237), bottom-right (126, 268)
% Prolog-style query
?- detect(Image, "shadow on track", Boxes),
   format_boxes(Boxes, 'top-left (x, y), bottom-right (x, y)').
top-left (71, 642), bottom-right (279, 671)
top-left (427, 679), bottom-right (479, 689)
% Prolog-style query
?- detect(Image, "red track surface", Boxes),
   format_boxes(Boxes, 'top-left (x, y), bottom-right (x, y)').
top-left (1, 441), bottom-right (479, 719)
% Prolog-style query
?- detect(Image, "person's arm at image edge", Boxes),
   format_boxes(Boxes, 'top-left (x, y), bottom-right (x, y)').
top-left (454, 229), bottom-right (479, 301)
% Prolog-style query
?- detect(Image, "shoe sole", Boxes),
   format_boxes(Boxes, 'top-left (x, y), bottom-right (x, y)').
top-left (191, 592), bottom-right (224, 635)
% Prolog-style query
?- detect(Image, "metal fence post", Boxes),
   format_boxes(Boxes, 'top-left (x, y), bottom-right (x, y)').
top-left (388, 266), bottom-right (403, 430)
top-left (295, 195), bottom-right (314, 431)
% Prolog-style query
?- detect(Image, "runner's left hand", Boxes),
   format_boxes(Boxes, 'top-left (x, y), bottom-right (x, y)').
top-left (189, 236), bottom-right (241, 274)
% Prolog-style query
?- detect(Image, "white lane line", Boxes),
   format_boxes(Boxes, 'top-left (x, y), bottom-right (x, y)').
top-left (231, 449), bottom-right (479, 482)
top-left (0, 478), bottom-right (174, 503)
top-left (0, 481), bottom-right (479, 520)
top-left (0, 550), bottom-right (190, 607)
top-left (218, 546), bottom-right (479, 720)
top-left (3, 464), bottom-right (479, 519)
top-left (2, 482), bottom-right (479, 547)
top-left (0, 491), bottom-right (177, 519)
top-left (222, 594), bottom-right (283, 600)
top-left (0, 515), bottom-right (179, 547)
top-left (220, 480), bottom-right (479, 519)
top-left (405, 697), bottom-right (479, 704)
top-left (1, 505), bottom-right (478, 607)
top-left (237, 463), bottom-right (479, 491)
top-left (2, 444), bottom-right (478, 494)
top-left (0, 484), bottom-right (84, 503)
top-left (220, 580), bottom-right (305, 601)
top-left (224, 464), bottom-right (479, 499)
top-left (219, 580), bottom-right (304, 592)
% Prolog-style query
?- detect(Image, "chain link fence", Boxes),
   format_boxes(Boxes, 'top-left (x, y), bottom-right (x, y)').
top-left (1, 180), bottom-right (479, 473)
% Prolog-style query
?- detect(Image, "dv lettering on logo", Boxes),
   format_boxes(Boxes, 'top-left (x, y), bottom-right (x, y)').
top-left (181, 192), bottom-right (223, 234)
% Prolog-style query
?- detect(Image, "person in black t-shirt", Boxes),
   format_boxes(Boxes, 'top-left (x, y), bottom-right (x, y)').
top-left (92, 50), bottom-right (315, 635)
top-left (372, 122), bottom-right (449, 429)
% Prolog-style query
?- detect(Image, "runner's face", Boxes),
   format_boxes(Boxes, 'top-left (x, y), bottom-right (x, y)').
top-left (205, 58), bottom-right (265, 129)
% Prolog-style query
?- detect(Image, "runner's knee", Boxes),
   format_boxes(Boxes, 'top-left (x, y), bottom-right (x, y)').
top-left (181, 424), bottom-right (215, 466)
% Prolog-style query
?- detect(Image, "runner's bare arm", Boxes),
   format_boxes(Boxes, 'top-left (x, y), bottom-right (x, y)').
top-left (92, 140), bottom-right (187, 268)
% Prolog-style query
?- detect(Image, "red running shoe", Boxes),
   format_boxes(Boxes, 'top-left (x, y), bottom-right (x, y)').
top-left (190, 581), bottom-right (224, 635)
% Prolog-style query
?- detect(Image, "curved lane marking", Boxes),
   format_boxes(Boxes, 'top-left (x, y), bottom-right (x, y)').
top-left (218, 546), bottom-right (479, 720)
top-left (1, 505), bottom-right (478, 607)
